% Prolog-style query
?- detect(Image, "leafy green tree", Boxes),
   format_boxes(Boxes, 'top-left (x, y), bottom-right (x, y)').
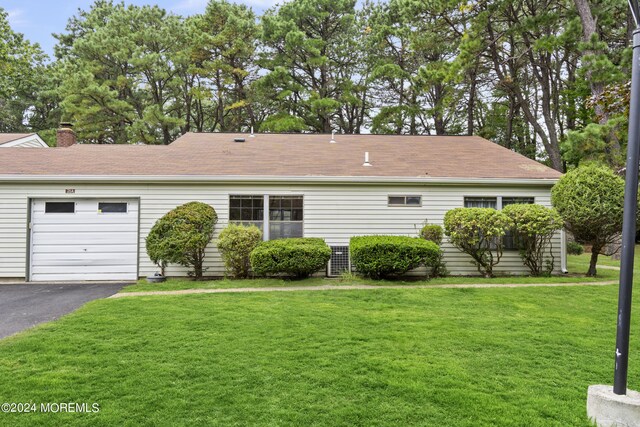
top-left (258, 0), bottom-right (359, 133)
top-left (444, 208), bottom-right (512, 278)
top-left (551, 164), bottom-right (626, 276)
top-left (190, 0), bottom-right (261, 132)
top-left (0, 8), bottom-right (53, 134)
top-left (56, 1), bottom-right (189, 144)
top-left (146, 202), bottom-right (218, 280)
top-left (503, 204), bottom-right (563, 276)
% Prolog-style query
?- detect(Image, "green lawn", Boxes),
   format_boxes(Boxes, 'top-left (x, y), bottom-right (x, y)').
top-left (1, 284), bottom-right (638, 426)
top-left (121, 251), bottom-right (620, 293)
top-left (0, 250), bottom-right (635, 426)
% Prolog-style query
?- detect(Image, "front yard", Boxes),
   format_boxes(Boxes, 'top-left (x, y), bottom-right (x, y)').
top-left (121, 251), bottom-right (620, 293)
top-left (0, 252), bottom-right (635, 426)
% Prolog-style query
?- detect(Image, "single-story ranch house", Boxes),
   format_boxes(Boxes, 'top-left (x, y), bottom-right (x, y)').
top-left (0, 128), bottom-right (565, 282)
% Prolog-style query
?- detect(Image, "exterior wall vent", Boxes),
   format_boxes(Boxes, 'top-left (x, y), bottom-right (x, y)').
top-left (328, 246), bottom-right (350, 277)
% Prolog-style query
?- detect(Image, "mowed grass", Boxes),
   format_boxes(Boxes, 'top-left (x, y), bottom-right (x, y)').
top-left (121, 252), bottom-right (620, 293)
top-left (1, 283), bottom-right (639, 426)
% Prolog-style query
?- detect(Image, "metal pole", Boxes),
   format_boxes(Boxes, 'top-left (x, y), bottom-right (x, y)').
top-left (613, 28), bottom-right (640, 396)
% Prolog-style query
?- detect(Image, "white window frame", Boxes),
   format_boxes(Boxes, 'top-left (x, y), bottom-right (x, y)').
top-left (229, 194), bottom-right (304, 241)
top-left (388, 195), bottom-right (422, 207)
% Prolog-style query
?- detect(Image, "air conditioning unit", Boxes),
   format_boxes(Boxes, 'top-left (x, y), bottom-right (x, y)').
top-left (328, 246), bottom-right (350, 277)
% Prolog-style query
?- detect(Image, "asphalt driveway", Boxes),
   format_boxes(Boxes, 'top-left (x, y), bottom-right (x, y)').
top-left (0, 282), bottom-right (127, 339)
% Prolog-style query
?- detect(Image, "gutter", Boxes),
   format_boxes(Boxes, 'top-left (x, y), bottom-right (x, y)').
top-left (0, 174), bottom-right (560, 186)
top-left (560, 229), bottom-right (568, 273)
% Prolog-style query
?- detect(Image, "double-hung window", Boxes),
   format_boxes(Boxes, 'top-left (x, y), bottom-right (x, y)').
top-left (463, 196), bottom-right (535, 250)
top-left (269, 196), bottom-right (303, 240)
top-left (229, 195), bottom-right (264, 231)
top-left (229, 195), bottom-right (303, 240)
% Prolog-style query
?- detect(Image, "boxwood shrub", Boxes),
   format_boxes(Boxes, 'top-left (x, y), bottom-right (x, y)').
top-left (350, 235), bottom-right (440, 279)
top-left (250, 238), bottom-right (331, 279)
top-left (567, 241), bottom-right (584, 255)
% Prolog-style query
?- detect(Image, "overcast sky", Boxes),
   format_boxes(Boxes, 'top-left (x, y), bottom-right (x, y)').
top-left (4, 0), bottom-right (282, 58)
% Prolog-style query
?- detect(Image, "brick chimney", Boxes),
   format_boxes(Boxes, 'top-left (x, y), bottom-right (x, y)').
top-left (56, 123), bottom-right (76, 147)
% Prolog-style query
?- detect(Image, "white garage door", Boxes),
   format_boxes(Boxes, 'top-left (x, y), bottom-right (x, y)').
top-left (30, 199), bottom-right (139, 281)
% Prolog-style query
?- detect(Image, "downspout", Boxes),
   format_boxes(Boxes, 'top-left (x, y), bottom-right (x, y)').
top-left (560, 228), bottom-right (568, 273)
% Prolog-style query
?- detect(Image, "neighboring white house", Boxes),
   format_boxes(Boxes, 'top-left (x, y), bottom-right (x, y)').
top-left (0, 133), bottom-right (48, 148)
top-left (0, 130), bottom-right (564, 282)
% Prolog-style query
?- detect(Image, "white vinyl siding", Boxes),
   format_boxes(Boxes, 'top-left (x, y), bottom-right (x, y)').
top-left (0, 182), bottom-right (560, 279)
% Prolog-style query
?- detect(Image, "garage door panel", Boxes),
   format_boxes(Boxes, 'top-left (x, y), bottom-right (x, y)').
top-left (32, 244), bottom-right (138, 254)
top-left (31, 252), bottom-right (138, 265)
top-left (32, 217), bottom-right (138, 226)
top-left (32, 232), bottom-right (137, 245)
top-left (31, 272), bottom-right (138, 282)
top-left (31, 264), bottom-right (137, 274)
top-left (30, 198), bottom-right (139, 282)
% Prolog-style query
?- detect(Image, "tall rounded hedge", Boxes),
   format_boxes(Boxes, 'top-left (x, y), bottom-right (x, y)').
top-left (146, 201), bottom-right (218, 280)
top-left (250, 238), bottom-right (331, 279)
top-left (444, 208), bottom-right (511, 277)
top-left (350, 235), bottom-right (440, 279)
top-left (502, 203), bottom-right (563, 276)
top-left (551, 164), bottom-right (625, 276)
top-left (217, 223), bottom-right (262, 278)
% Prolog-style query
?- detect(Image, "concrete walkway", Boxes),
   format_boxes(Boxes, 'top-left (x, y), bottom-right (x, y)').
top-left (112, 280), bottom-right (618, 298)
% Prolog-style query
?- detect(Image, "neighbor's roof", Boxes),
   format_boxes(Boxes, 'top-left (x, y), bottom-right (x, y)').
top-left (0, 133), bottom-right (561, 182)
top-left (0, 133), bottom-right (36, 145)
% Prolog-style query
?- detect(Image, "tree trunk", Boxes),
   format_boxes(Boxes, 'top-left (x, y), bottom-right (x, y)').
top-left (587, 249), bottom-right (599, 277)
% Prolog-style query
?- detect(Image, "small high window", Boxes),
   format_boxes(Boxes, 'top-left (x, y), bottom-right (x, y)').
top-left (98, 202), bottom-right (128, 213)
top-left (388, 195), bottom-right (421, 206)
top-left (45, 202), bottom-right (75, 214)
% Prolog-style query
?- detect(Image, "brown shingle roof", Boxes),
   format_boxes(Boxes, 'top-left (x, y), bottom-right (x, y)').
top-left (0, 133), bottom-right (561, 180)
top-left (0, 133), bottom-right (35, 145)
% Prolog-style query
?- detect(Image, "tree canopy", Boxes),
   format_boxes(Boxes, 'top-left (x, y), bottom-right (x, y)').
top-left (0, 0), bottom-right (633, 171)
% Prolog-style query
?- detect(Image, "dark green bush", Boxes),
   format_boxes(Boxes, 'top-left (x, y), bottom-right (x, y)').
top-left (250, 238), bottom-right (331, 279)
top-left (146, 201), bottom-right (218, 280)
top-left (418, 223), bottom-right (447, 277)
top-left (350, 235), bottom-right (440, 279)
top-left (217, 223), bottom-right (262, 278)
top-left (567, 241), bottom-right (584, 256)
top-left (419, 224), bottom-right (443, 245)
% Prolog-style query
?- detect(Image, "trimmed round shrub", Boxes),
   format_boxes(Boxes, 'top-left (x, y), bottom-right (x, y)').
top-left (350, 235), bottom-right (440, 279)
top-left (502, 203), bottom-right (563, 276)
top-left (250, 238), bottom-right (331, 279)
top-left (419, 224), bottom-right (443, 245)
top-left (217, 223), bottom-right (262, 278)
top-left (567, 241), bottom-right (584, 255)
top-left (444, 207), bottom-right (511, 278)
top-left (551, 164), bottom-right (626, 276)
top-left (146, 201), bottom-right (218, 280)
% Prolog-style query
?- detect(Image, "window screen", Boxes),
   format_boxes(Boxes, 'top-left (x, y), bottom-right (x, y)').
top-left (388, 195), bottom-right (421, 206)
top-left (502, 197), bottom-right (535, 249)
top-left (269, 196), bottom-right (303, 239)
top-left (45, 202), bottom-right (75, 213)
top-left (464, 197), bottom-right (497, 209)
top-left (98, 202), bottom-right (127, 213)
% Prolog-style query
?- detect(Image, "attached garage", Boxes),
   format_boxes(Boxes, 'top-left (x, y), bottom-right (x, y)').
top-left (29, 199), bottom-right (139, 281)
